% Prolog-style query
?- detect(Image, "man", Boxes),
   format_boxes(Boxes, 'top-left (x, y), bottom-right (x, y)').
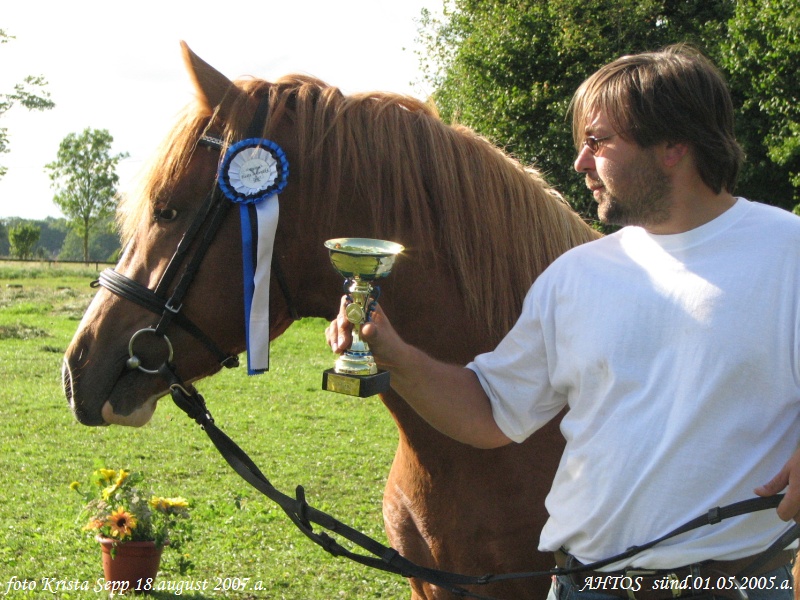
top-left (327, 44), bottom-right (800, 599)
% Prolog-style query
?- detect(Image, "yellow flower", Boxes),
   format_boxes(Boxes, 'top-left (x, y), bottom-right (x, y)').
top-left (114, 470), bottom-right (130, 486)
top-left (97, 469), bottom-right (117, 484)
top-left (69, 481), bottom-right (81, 491)
top-left (77, 468), bottom-right (191, 546)
top-left (164, 497), bottom-right (189, 510)
top-left (107, 507), bottom-right (137, 540)
top-left (151, 496), bottom-right (189, 514)
top-left (98, 469), bottom-right (132, 500)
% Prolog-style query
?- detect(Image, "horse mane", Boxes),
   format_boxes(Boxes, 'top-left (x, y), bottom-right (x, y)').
top-left (117, 109), bottom-right (211, 247)
top-left (119, 74), bottom-right (600, 341)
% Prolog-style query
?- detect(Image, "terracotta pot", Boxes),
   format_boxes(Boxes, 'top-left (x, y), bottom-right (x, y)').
top-left (97, 536), bottom-right (163, 595)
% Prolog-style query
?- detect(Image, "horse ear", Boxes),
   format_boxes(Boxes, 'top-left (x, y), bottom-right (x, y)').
top-left (180, 41), bottom-right (238, 117)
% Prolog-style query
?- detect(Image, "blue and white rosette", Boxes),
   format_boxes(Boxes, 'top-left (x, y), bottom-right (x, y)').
top-left (218, 138), bottom-right (289, 374)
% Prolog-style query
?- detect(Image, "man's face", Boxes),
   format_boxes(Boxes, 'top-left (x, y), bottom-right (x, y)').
top-left (574, 111), bottom-right (672, 229)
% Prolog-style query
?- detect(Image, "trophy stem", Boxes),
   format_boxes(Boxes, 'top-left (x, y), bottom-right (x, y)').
top-left (334, 277), bottom-right (377, 375)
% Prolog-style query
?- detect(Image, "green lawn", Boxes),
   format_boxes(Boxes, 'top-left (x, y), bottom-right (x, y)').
top-left (0, 264), bottom-right (406, 599)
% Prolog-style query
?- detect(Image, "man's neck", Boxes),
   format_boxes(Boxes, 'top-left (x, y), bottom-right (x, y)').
top-left (644, 191), bottom-right (736, 235)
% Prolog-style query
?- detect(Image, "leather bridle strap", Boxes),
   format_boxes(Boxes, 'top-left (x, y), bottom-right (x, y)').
top-left (152, 187), bottom-right (232, 339)
top-left (152, 161), bottom-right (220, 299)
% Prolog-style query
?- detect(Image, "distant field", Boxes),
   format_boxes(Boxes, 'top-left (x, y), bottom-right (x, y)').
top-left (0, 264), bottom-right (405, 599)
top-left (0, 258), bottom-right (113, 272)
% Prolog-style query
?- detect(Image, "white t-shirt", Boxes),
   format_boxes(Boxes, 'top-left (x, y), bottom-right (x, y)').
top-left (467, 198), bottom-right (800, 569)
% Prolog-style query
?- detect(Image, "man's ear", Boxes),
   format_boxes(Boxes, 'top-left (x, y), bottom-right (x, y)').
top-left (663, 142), bottom-right (689, 168)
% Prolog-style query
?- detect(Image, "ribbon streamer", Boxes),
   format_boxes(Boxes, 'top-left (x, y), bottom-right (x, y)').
top-left (218, 138), bottom-right (289, 374)
top-left (240, 199), bottom-right (279, 373)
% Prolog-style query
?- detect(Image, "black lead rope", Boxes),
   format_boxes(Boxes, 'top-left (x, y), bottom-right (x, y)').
top-left (163, 363), bottom-right (797, 599)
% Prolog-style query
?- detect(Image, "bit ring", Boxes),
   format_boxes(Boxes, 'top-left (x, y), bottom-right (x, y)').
top-left (127, 327), bottom-right (174, 375)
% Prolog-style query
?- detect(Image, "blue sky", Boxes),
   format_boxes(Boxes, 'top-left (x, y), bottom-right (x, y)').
top-left (1, 0), bottom-right (441, 219)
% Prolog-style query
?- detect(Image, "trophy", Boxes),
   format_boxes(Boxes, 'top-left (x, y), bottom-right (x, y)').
top-left (322, 237), bottom-right (404, 397)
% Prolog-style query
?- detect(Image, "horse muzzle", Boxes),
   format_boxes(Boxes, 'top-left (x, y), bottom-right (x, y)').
top-left (62, 348), bottom-right (165, 427)
top-left (62, 356), bottom-right (105, 426)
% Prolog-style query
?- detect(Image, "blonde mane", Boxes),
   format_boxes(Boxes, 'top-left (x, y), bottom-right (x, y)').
top-left (119, 75), bottom-right (599, 340)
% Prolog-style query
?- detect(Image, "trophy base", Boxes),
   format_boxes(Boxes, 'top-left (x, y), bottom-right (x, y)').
top-left (322, 368), bottom-right (390, 397)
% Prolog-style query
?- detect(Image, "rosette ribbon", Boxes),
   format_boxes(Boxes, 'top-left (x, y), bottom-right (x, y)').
top-left (218, 138), bottom-right (289, 374)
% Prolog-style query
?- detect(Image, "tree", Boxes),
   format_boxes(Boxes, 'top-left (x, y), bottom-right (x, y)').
top-left (45, 128), bottom-right (128, 263)
top-left (720, 0), bottom-right (800, 211)
top-left (8, 222), bottom-right (40, 259)
top-left (417, 0), bottom-right (797, 223)
top-left (58, 215), bottom-right (120, 262)
top-left (0, 29), bottom-right (55, 179)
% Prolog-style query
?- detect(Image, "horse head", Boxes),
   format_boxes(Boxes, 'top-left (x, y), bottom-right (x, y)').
top-left (63, 43), bottom-right (336, 426)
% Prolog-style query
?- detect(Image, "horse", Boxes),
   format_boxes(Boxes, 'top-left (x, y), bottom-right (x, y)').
top-left (62, 42), bottom-right (600, 599)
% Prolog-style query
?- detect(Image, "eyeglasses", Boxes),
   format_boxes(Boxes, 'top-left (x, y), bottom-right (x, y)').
top-left (582, 134), bottom-right (617, 154)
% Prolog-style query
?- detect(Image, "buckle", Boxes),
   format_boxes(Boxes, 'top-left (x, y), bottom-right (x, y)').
top-left (221, 355), bottom-right (240, 368)
top-left (622, 570), bottom-right (658, 600)
top-left (165, 300), bottom-right (183, 314)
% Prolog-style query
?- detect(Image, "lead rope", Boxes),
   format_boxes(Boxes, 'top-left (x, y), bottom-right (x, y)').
top-left (160, 362), bottom-right (798, 600)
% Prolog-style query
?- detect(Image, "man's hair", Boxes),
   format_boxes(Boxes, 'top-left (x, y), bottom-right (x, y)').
top-left (569, 44), bottom-right (745, 194)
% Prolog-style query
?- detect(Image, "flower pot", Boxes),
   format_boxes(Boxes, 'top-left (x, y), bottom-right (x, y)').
top-left (97, 536), bottom-right (163, 595)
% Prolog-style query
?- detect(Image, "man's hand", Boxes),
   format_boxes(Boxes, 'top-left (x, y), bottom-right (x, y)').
top-left (325, 296), bottom-right (399, 364)
top-left (326, 295), bottom-right (355, 354)
top-left (755, 447), bottom-right (800, 523)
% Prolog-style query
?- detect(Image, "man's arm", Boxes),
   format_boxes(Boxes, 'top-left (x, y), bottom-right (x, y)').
top-left (326, 298), bottom-right (512, 449)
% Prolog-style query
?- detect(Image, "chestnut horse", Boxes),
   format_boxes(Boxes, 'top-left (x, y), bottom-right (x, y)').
top-left (63, 43), bottom-right (600, 599)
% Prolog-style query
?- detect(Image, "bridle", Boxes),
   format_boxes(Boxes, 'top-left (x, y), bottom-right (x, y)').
top-left (96, 94), bottom-right (299, 382)
top-left (96, 153), bottom-right (240, 375)
top-left (91, 97), bottom-right (799, 600)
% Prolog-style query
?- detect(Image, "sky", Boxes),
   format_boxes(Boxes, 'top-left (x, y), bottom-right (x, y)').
top-left (0, 0), bottom-right (443, 220)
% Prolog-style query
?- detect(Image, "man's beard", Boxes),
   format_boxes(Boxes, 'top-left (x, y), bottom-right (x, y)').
top-left (595, 153), bottom-right (672, 229)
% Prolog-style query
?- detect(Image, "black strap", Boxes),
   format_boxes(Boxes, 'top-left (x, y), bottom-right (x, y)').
top-left (165, 366), bottom-right (797, 600)
top-left (247, 94), bottom-right (271, 139)
top-left (153, 188), bottom-right (219, 298)
top-left (154, 191), bottom-right (232, 337)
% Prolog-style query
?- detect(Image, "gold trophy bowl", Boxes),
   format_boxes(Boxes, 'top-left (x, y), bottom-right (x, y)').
top-left (322, 238), bottom-right (404, 397)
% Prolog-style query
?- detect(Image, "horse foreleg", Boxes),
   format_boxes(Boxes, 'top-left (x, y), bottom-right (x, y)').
top-left (384, 476), bottom-right (464, 600)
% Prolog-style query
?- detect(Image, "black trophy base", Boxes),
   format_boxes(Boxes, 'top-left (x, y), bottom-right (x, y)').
top-left (322, 368), bottom-right (390, 397)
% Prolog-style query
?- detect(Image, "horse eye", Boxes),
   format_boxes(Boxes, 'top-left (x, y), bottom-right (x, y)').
top-left (154, 207), bottom-right (178, 222)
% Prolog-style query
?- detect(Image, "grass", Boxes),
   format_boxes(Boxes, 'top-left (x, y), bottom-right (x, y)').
top-left (0, 265), bottom-right (407, 599)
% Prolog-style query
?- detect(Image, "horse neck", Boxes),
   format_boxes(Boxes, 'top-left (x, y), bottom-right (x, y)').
top-left (371, 259), bottom-right (494, 448)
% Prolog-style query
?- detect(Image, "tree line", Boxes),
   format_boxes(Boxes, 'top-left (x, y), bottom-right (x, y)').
top-left (0, 126), bottom-right (126, 263)
top-left (0, 216), bottom-right (120, 262)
